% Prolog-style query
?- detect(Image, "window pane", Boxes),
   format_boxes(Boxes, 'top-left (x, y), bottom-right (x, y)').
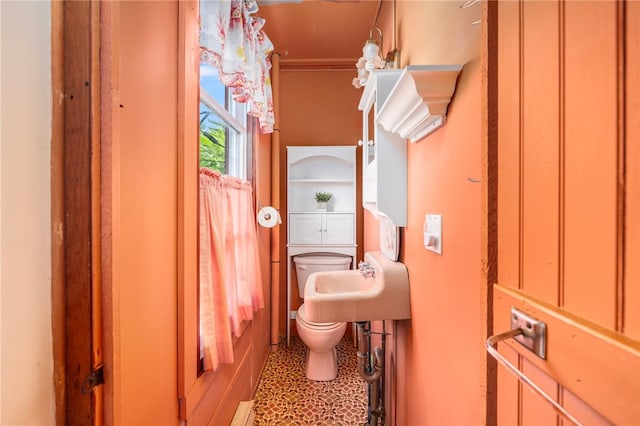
top-left (200, 64), bottom-right (227, 173)
top-left (200, 63), bottom-right (225, 104)
top-left (199, 104), bottom-right (227, 173)
top-left (199, 63), bottom-right (249, 179)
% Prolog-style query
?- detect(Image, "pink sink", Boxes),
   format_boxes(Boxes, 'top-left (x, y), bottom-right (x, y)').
top-left (303, 251), bottom-right (411, 323)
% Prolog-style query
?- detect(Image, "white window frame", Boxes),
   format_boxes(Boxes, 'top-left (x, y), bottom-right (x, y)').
top-left (199, 84), bottom-right (250, 180)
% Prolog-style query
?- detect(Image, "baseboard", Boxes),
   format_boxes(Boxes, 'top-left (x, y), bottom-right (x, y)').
top-left (230, 400), bottom-right (255, 426)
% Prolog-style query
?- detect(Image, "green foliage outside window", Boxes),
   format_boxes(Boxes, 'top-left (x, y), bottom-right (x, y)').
top-left (200, 110), bottom-right (226, 172)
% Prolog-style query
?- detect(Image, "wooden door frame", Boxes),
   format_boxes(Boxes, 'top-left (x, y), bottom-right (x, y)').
top-left (481, 0), bottom-right (499, 424)
top-left (52, 1), bottom-right (103, 424)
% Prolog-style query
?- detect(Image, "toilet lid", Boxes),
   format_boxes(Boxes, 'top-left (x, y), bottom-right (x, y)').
top-left (297, 304), bottom-right (341, 329)
top-left (293, 254), bottom-right (352, 266)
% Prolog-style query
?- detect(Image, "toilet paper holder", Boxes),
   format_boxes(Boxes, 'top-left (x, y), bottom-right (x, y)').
top-left (257, 205), bottom-right (282, 228)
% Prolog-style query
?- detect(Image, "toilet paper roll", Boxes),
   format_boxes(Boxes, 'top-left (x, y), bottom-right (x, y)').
top-left (257, 206), bottom-right (281, 228)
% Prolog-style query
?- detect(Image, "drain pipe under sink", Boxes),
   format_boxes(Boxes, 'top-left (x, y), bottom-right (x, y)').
top-left (356, 321), bottom-right (386, 425)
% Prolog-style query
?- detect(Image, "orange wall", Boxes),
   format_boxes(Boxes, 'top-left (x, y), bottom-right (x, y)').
top-left (368, 2), bottom-right (485, 425)
top-left (400, 60), bottom-right (484, 425)
top-left (277, 69), bottom-right (364, 336)
top-left (105, 2), bottom-right (271, 424)
top-left (116, 3), bottom-right (179, 423)
top-left (279, 70), bottom-right (362, 144)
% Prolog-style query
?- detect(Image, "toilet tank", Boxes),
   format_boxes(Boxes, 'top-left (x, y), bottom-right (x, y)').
top-left (293, 254), bottom-right (352, 298)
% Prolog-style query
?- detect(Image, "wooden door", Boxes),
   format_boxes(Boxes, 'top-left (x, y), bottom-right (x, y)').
top-left (491, 1), bottom-right (639, 424)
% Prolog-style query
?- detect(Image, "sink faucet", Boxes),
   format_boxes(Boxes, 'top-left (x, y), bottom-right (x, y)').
top-left (358, 261), bottom-right (375, 279)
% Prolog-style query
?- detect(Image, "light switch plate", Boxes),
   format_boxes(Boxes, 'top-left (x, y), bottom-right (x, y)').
top-left (424, 214), bottom-right (442, 254)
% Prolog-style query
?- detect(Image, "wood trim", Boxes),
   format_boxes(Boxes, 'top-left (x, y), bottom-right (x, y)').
top-left (481, 0), bottom-right (499, 424)
top-left (615, 0), bottom-right (626, 333)
top-left (625, 0), bottom-right (640, 340)
top-left (184, 331), bottom-right (254, 425)
top-left (517, 0), bottom-right (525, 294)
top-left (99, 1), bottom-right (120, 424)
top-left (90, 3), bottom-right (103, 424)
top-left (270, 53), bottom-right (282, 348)
top-left (51, 1), bottom-right (66, 424)
top-left (279, 58), bottom-right (357, 70)
top-left (496, 0), bottom-right (523, 290)
top-left (557, 0), bottom-right (566, 309)
top-left (493, 284), bottom-right (640, 426)
top-left (62, 1), bottom-right (98, 423)
top-left (177, 0), bottom-right (201, 418)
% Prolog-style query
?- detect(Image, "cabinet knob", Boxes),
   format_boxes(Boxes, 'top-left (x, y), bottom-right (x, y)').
top-left (367, 140), bottom-right (375, 146)
top-left (357, 139), bottom-right (364, 146)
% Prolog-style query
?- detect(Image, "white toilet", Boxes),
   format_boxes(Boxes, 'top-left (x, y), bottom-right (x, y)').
top-left (293, 254), bottom-right (352, 381)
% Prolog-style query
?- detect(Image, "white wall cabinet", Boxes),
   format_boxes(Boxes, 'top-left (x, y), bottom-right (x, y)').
top-left (358, 66), bottom-right (462, 226)
top-left (358, 69), bottom-right (408, 227)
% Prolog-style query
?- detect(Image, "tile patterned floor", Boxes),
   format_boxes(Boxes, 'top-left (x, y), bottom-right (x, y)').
top-left (253, 336), bottom-right (368, 425)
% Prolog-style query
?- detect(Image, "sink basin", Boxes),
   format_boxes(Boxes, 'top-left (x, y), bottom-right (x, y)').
top-left (303, 251), bottom-right (410, 323)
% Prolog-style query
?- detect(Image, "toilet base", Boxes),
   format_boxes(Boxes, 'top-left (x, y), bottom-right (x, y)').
top-left (305, 347), bottom-right (338, 381)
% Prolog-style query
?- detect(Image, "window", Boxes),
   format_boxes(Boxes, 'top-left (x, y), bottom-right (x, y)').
top-left (198, 62), bottom-right (257, 376)
top-left (178, 3), bottom-right (265, 418)
top-left (199, 63), bottom-right (253, 180)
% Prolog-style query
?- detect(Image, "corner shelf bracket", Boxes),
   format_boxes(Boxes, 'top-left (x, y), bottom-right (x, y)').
top-left (376, 65), bottom-right (463, 143)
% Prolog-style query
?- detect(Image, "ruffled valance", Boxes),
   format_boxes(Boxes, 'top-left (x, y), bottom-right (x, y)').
top-left (200, 0), bottom-right (274, 133)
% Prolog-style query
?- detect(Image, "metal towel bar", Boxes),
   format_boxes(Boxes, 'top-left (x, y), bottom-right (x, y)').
top-left (486, 328), bottom-right (583, 426)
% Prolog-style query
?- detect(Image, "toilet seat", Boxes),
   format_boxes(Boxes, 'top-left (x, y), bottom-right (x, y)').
top-left (296, 304), bottom-right (343, 331)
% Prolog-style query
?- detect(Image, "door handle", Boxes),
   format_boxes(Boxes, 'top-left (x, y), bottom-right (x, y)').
top-left (487, 308), bottom-right (583, 426)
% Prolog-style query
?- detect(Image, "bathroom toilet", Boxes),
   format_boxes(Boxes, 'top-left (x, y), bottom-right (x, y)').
top-left (293, 254), bottom-right (351, 381)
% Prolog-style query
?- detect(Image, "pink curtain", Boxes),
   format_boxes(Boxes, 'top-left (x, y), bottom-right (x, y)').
top-left (199, 0), bottom-right (275, 133)
top-left (199, 168), bottom-right (264, 371)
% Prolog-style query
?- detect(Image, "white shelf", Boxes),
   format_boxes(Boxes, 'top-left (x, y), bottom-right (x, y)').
top-left (376, 65), bottom-right (462, 143)
top-left (287, 146), bottom-right (356, 214)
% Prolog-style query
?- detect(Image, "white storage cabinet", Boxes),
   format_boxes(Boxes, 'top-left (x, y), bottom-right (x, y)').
top-left (289, 213), bottom-right (354, 245)
top-left (285, 145), bottom-right (357, 345)
top-left (286, 145), bottom-right (356, 247)
top-left (358, 69), bottom-right (407, 226)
